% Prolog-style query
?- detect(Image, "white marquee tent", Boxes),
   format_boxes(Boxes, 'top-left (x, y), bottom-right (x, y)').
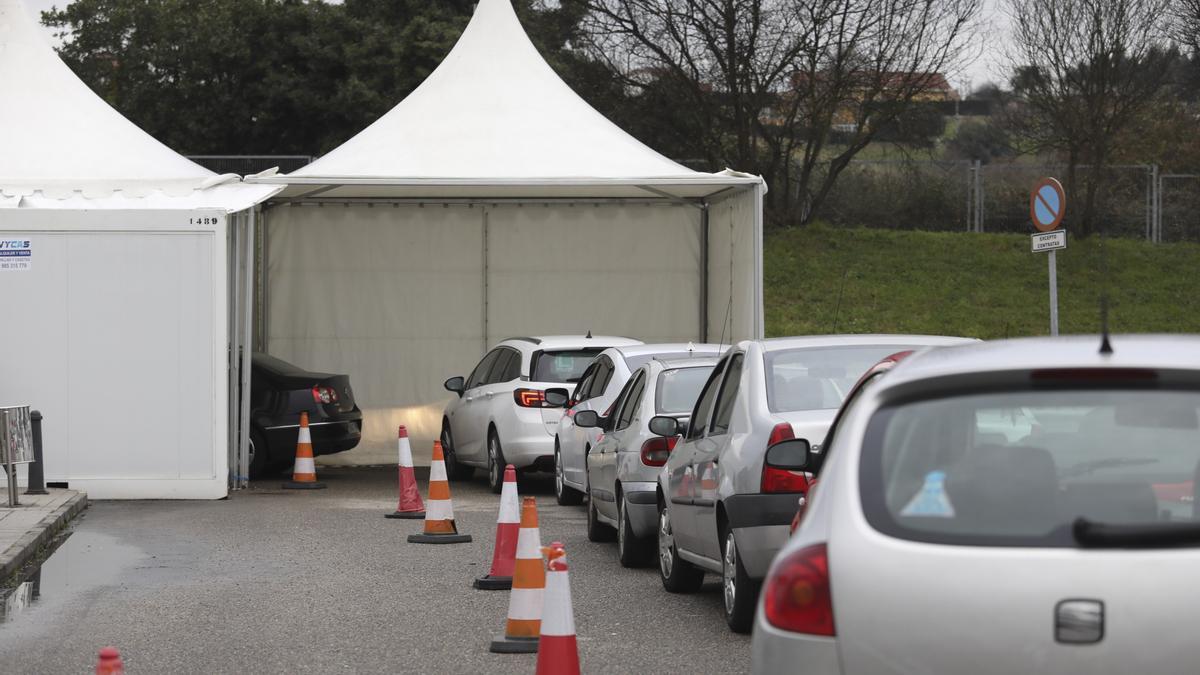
top-left (249, 0), bottom-right (765, 466)
top-left (0, 0), bottom-right (277, 498)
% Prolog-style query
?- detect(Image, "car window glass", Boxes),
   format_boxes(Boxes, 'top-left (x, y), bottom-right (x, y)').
top-left (467, 350), bottom-right (501, 390)
top-left (589, 357), bottom-right (614, 399)
top-left (617, 373), bottom-right (647, 431)
top-left (656, 366), bottom-right (716, 414)
top-left (531, 349), bottom-right (603, 384)
top-left (765, 345), bottom-right (915, 412)
top-left (572, 365), bottom-right (597, 405)
top-left (820, 370), bottom-right (884, 457)
top-left (687, 359), bottom-right (727, 441)
top-left (710, 353), bottom-right (745, 435)
top-left (487, 349), bottom-right (520, 385)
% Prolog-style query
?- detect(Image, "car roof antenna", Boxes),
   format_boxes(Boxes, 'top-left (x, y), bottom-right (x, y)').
top-left (586, 330), bottom-right (592, 339)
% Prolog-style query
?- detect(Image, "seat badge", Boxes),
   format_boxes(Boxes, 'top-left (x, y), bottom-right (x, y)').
top-left (1055, 599), bottom-right (1104, 644)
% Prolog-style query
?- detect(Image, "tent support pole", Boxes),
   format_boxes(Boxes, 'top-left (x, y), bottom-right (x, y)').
top-left (238, 209), bottom-right (255, 489)
top-left (482, 207), bottom-right (489, 352)
top-left (700, 202), bottom-right (709, 343)
top-left (228, 213), bottom-right (241, 490)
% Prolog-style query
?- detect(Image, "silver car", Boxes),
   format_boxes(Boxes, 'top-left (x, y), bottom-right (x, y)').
top-left (440, 335), bottom-right (640, 492)
top-left (654, 335), bottom-right (974, 633)
top-left (549, 343), bottom-right (722, 505)
top-left (753, 335), bottom-right (1200, 674)
top-left (577, 356), bottom-right (720, 566)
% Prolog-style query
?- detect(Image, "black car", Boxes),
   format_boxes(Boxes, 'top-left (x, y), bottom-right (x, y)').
top-left (248, 353), bottom-right (363, 478)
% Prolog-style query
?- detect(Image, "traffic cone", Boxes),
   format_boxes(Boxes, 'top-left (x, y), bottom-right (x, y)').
top-left (386, 425), bottom-right (425, 520)
top-left (282, 412), bottom-right (326, 490)
top-left (536, 543), bottom-right (581, 675)
top-left (474, 464), bottom-right (519, 590)
top-left (407, 441), bottom-right (472, 544)
top-left (489, 497), bottom-right (544, 653)
top-left (95, 646), bottom-right (124, 675)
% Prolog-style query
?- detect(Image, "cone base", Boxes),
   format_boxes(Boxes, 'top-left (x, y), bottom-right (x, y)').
top-left (489, 636), bottom-right (539, 654)
top-left (407, 533), bottom-right (473, 544)
top-left (473, 574), bottom-right (513, 590)
top-left (385, 511), bottom-right (426, 520)
top-left (282, 481), bottom-right (327, 490)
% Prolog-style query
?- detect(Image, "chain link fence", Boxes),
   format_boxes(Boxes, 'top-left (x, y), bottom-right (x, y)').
top-left (814, 159), bottom-right (1179, 241)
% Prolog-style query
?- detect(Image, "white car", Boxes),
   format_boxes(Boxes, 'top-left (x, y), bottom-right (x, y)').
top-left (579, 356), bottom-right (719, 565)
top-left (441, 335), bottom-right (640, 492)
top-left (654, 335), bottom-right (974, 632)
top-left (753, 335), bottom-right (1200, 674)
top-left (547, 343), bottom-right (723, 505)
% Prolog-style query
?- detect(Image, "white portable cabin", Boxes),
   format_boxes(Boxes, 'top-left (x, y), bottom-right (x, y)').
top-left (0, 0), bottom-right (276, 498)
top-left (248, 0), bottom-right (765, 466)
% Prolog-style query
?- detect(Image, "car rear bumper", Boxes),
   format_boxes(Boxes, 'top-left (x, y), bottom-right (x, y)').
top-left (751, 610), bottom-right (840, 675)
top-left (498, 433), bottom-right (555, 471)
top-left (265, 418), bottom-right (362, 457)
top-left (724, 492), bottom-right (803, 578)
top-left (622, 481), bottom-right (658, 538)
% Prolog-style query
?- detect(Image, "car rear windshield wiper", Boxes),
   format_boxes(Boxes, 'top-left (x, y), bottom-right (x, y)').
top-left (1073, 517), bottom-right (1200, 548)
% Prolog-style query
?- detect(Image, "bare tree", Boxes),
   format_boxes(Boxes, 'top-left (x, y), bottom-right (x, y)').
top-left (1005, 0), bottom-right (1174, 236)
top-left (577, 0), bottom-right (981, 225)
top-left (1178, 0), bottom-right (1200, 54)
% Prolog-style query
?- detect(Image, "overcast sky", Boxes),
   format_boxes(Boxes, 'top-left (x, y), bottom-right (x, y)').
top-left (22, 0), bottom-right (1011, 93)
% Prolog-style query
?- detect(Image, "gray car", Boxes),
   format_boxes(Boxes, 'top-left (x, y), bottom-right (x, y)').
top-left (578, 356), bottom-right (720, 566)
top-left (752, 335), bottom-right (1200, 674)
top-left (654, 335), bottom-right (975, 633)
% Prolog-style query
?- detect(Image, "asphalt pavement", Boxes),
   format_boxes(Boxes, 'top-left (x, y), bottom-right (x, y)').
top-left (0, 467), bottom-right (750, 673)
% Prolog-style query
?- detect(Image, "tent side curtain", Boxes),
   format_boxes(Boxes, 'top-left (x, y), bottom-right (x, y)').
top-left (261, 202), bottom-right (705, 465)
top-left (707, 186), bottom-right (761, 345)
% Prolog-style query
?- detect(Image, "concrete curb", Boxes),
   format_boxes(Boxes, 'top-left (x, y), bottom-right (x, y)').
top-left (0, 492), bottom-right (88, 580)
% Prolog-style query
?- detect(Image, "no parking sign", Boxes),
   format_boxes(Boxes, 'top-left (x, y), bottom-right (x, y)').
top-left (1029, 177), bottom-right (1066, 336)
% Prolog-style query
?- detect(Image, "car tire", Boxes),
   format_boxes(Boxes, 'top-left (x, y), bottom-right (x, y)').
top-left (554, 441), bottom-right (584, 506)
top-left (658, 503), bottom-right (703, 593)
top-left (486, 431), bottom-right (506, 494)
top-left (617, 494), bottom-right (652, 568)
top-left (586, 489), bottom-right (616, 542)
top-left (441, 421), bottom-right (473, 481)
top-left (722, 529), bottom-right (761, 634)
top-left (248, 427), bottom-right (270, 480)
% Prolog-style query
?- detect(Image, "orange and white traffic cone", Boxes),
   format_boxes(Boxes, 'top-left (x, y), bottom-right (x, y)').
top-left (536, 542), bottom-right (581, 675)
top-left (474, 464), bottom-right (519, 590)
top-left (407, 441), bottom-right (472, 544)
top-left (386, 425), bottom-right (425, 520)
top-left (489, 496), bottom-right (544, 653)
top-left (282, 412), bottom-right (326, 490)
top-left (95, 646), bottom-right (124, 675)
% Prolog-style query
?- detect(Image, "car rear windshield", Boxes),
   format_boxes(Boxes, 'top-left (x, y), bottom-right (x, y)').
top-left (656, 366), bottom-right (716, 414)
top-left (765, 345), bottom-right (914, 412)
top-left (530, 349), bottom-right (603, 383)
top-left (861, 389), bottom-right (1200, 547)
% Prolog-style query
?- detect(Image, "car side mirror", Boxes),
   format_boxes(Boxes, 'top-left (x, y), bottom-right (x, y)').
top-left (444, 376), bottom-right (465, 397)
top-left (575, 410), bottom-right (601, 428)
top-left (766, 438), bottom-right (816, 472)
top-left (649, 416), bottom-right (681, 438)
top-left (544, 388), bottom-right (570, 409)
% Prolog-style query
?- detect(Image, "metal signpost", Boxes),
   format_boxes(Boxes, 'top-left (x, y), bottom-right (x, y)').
top-left (1030, 178), bottom-right (1067, 336)
top-left (0, 405), bottom-right (35, 507)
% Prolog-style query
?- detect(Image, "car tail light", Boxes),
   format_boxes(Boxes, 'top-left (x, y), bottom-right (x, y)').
top-left (763, 543), bottom-right (835, 636)
top-left (640, 436), bottom-right (678, 467)
top-left (514, 389), bottom-right (546, 408)
top-left (312, 385), bottom-right (339, 405)
top-left (762, 423), bottom-right (809, 493)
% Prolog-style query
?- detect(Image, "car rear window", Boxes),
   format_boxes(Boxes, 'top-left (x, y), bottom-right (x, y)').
top-left (656, 366), bottom-right (715, 414)
top-left (530, 349), bottom-right (603, 383)
top-left (765, 345), bottom-right (914, 412)
top-left (861, 389), bottom-right (1200, 547)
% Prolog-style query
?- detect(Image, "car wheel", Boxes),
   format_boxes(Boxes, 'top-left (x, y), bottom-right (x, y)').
top-left (658, 503), bottom-right (703, 592)
top-left (248, 428), bottom-right (270, 480)
top-left (441, 421), bottom-right (473, 481)
top-left (554, 441), bottom-right (583, 506)
top-left (586, 488), bottom-right (616, 542)
top-left (487, 431), bottom-right (506, 494)
top-left (722, 529), bottom-right (761, 634)
top-left (617, 494), bottom-right (652, 568)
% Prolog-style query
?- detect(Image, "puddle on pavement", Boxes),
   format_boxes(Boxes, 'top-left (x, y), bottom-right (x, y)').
top-left (0, 529), bottom-right (145, 627)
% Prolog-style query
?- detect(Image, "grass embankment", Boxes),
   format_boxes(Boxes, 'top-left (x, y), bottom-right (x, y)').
top-left (765, 224), bottom-right (1200, 340)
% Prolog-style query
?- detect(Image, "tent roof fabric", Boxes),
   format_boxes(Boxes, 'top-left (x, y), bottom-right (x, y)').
top-left (255, 0), bottom-right (757, 201)
top-left (0, 0), bottom-right (276, 210)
